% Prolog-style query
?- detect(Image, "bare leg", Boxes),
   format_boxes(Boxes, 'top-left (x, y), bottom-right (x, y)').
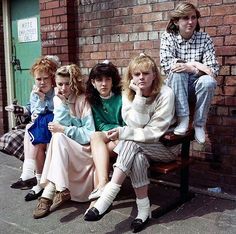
top-left (91, 132), bottom-right (113, 189)
top-left (110, 167), bottom-right (126, 185)
top-left (30, 144), bottom-right (47, 194)
top-left (35, 144), bottom-right (47, 174)
top-left (134, 185), bottom-right (148, 199)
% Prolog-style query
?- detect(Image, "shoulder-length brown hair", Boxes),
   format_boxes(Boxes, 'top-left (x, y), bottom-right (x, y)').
top-left (166, 2), bottom-right (201, 34)
top-left (123, 53), bottom-right (163, 101)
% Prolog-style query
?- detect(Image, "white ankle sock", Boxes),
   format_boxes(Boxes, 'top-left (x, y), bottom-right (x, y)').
top-left (31, 174), bottom-right (42, 194)
top-left (94, 182), bottom-right (121, 214)
top-left (20, 159), bottom-right (36, 181)
top-left (55, 184), bottom-right (67, 192)
top-left (136, 197), bottom-right (150, 222)
top-left (41, 181), bottom-right (56, 200)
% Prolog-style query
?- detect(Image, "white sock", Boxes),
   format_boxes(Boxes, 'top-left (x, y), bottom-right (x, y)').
top-left (136, 197), bottom-right (150, 222)
top-left (41, 182), bottom-right (56, 200)
top-left (94, 182), bottom-right (121, 214)
top-left (55, 184), bottom-right (67, 192)
top-left (31, 174), bottom-right (43, 194)
top-left (20, 159), bottom-right (36, 181)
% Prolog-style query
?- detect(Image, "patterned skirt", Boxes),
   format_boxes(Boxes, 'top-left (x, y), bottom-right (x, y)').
top-left (0, 129), bottom-right (25, 161)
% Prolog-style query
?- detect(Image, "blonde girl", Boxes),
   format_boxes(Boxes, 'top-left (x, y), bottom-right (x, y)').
top-left (85, 53), bottom-right (178, 233)
top-left (33, 64), bottom-right (95, 219)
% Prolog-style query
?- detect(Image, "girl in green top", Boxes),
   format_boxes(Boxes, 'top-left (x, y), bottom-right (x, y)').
top-left (86, 60), bottom-right (125, 201)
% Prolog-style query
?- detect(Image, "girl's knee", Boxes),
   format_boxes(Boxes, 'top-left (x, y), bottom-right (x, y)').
top-left (168, 72), bottom-right (189, 85)
top-left (197, 75), bottom-right (217, 89)
top-left (90, 131), bottom-right (106, 141)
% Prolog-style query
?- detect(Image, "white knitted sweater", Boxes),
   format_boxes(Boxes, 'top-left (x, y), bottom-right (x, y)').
top-left (118, 85), bottom-right (175, 143)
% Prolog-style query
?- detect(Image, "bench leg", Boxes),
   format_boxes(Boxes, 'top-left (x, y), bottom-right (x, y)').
top-left (180, 139), bottom-right (193, 202)
top-left (152, 139), bottom-right (194, 219)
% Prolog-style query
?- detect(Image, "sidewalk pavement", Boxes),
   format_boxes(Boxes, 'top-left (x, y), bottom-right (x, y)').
top-left (1, 151), bottom-right (236, 234)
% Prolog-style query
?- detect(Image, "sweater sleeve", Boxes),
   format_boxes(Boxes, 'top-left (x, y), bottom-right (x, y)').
top-left (119, 86), bottom-right (175, 143)
top-left (121, 95), bottom-right (152, 128)
top-left (64, 96), bottom-right (95, 144)
top-left (53, 95), bottom-right (72, 126)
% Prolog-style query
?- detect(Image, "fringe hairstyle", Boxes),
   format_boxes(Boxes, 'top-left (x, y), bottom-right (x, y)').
top-left (30, 56), bottom-right (60, 87)
top-left (123, 53), bottom-right (163, 101)
top-left (86, 61), bottom-right (122, 106)
top-left (166, 2), bottom-right (201, 34)
top-left (55, 64), bottom-right (85, 96)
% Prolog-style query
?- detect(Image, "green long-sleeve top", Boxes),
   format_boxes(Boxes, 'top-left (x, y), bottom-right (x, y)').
top-left (92, 94), bottom-right (125, 131)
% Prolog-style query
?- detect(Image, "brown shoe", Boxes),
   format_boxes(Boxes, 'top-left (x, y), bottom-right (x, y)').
top-left (50, 189), bottom-right (71, 212)
top-left (33, 197), bottom-right (52, 219)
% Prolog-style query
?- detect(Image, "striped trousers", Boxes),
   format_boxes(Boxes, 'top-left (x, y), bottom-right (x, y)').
top-left (114, 140), bottom-right (179, 188)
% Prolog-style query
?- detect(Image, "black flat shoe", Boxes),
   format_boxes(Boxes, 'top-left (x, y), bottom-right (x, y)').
top-left (84, 207), bottom-right (102, 221)
top-left (10, 177), bottom-right (37, 190)
top-left (130, 217), bottom-right (149, 233)
top-left (84, 204), bottom-right (112, 221)
top-left (25, 189), bottom-right (44, 201)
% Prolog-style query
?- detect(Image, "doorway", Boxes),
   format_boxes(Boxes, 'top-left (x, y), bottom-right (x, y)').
top-left (10, 0), bottom-right (41, 105)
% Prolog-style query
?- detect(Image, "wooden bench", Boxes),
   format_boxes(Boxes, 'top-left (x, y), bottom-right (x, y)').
top-left (109, 120), bottom-right (195, 218)
top-left (150, 128), bottom-right (195, 218)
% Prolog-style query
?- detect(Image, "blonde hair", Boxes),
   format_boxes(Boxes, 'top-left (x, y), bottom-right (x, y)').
top-left (166, 2), bottom-right (201, 33)
top-left (123, 53), bottom-right (163, 101)
top-left (55, 64), bottom-right (85, 96)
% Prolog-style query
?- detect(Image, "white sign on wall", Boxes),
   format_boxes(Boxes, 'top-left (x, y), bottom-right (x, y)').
top-left (17, 17), bottom-right (38, 43)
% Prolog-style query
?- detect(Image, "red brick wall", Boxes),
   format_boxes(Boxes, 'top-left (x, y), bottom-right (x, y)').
top-left (39, 0), bottom-right (77, 64)
top-left (0, 3), bottom-right (9, 135)
top-left (0, 0), bottom-right (235, 189)
top-left (75, 0), bottom-right (236, 190)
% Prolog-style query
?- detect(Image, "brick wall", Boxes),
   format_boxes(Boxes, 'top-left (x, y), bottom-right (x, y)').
top-left (0, 0), bottom-right (235, 190)
top-left (40, 0), bottom-right (77, 64)
top-left (0, 3), bottom-right (8, 135)
top-left (75, 0), bottom-right (236, 190)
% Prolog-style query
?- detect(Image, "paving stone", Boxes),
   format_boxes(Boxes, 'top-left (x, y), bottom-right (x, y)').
top-left (1, 151), bottom-right (236, 234)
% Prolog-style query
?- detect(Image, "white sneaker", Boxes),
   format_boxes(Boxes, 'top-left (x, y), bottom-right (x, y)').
top-left (88, 187), bottom-right (104, 201)
top-left (194, 127), bottom-right (205, 144)
top-left (174, 116), bottom-right (189, 135)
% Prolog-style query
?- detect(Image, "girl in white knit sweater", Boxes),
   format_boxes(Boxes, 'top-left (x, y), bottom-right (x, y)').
top-left (84, 53), bottom-right (179, 232)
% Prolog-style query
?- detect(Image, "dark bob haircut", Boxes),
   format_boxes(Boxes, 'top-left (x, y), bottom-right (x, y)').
top-left (86, 61), bottom-right (122, 106)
